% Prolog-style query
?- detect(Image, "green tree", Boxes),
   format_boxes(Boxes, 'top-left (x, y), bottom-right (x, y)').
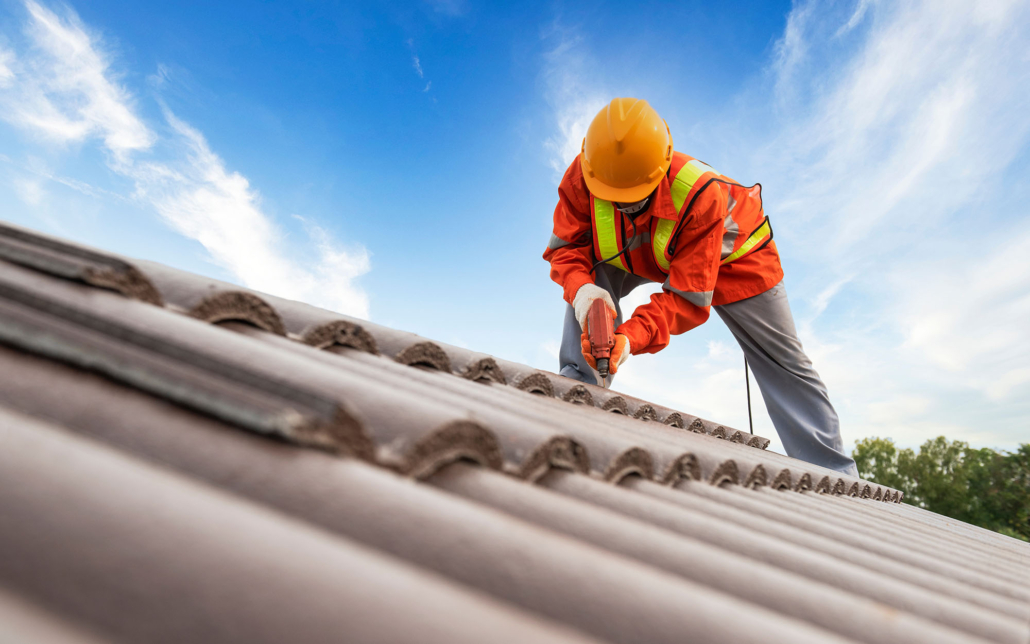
top-left (977, 444), bottom-right (1030, 540)
top-left (852, 437), bottom-right (913, 495)
top-left (853, 437), bottom-right (1030, 542)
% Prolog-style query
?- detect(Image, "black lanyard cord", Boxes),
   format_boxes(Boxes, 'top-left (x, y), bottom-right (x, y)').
top-left (667, 178), bottom-right (760, 256)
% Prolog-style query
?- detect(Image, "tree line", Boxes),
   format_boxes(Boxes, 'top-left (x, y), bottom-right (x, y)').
top-left (852, 437), bottom-right (1030, 542)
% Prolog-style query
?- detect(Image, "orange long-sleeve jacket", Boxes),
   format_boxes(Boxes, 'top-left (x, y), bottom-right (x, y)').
top-left (543, 151), bottom-right (784, 354)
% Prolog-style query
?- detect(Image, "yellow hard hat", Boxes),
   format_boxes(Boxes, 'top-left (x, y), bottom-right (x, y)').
top-left (580, 98), bottom-right (673, 203)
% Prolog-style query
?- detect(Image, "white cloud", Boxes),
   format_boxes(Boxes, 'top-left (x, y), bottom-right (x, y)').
top-left (2, 153), bottom-right (126, 201)
top-left (0, 1), bottom-right (153, 158)
top-left (809, 275), bottom-right (851, 320)
top-left (835, 0), bottom-right (874, 38)
top-left (619, 282), bottom-right (663, 318)
top-left (294, 215), bottom-right (371, 317)
top-left (755, 0), bottom-right (1030, 449)
top-left (894, 233), bottom-right (1030, 400)
top-left (771, 0), bottom-right (815, 101)
top-left (557, 0), bottom-right (1030, 452)
top-left (0, 48), bottom-right (14, 86)
top-left (540, 21), bottom-right (606, 176)
top-left (12, 176), bottom-right (45, 205)
top-left (0, 0), bottom-right (371, 318)
top-left (866, 395), bottom-right (931, 424)
top-left (408, 45), bottom-right (431, 94)
top-left (131, 112), bottom-right (371, 317)
top-left (768, 1), bottom-right (1030, 262)
top-left (706, 340), bottom-right (732, 359)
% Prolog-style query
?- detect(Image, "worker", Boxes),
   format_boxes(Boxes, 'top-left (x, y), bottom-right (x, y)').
top-left (544, 97), bottom-right (857, 477)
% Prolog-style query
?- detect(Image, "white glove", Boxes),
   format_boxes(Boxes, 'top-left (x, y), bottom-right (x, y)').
top-left (573, 283), bottom-right (617, 332)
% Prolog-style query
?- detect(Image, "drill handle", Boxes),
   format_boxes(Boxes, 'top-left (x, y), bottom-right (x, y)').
top-left (586, 299), bottom-right (616, 359)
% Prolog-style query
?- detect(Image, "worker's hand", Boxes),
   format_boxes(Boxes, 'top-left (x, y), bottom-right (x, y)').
top-left (610, 334), bottom-right (630, 374)
top-left (573, 283), bottom-right (616, 332)
top-left (580, 333), bottom-right (631, 374)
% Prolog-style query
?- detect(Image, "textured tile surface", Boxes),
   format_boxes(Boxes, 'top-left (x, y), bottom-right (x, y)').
top-left (0, 221), bottom-right (1027, 644)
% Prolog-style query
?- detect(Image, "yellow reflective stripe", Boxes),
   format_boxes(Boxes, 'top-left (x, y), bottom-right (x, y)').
top-left (593, 198), bottom-right (628, 271)
top-left (652, 218), bottom-right (675, 271)
top-left (720, 219), bottom-right (771, 265)
top-left (671, 159), bottom-right (717, 213)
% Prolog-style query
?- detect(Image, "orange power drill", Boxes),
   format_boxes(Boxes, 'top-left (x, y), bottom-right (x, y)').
top-left (586, 299), bottom-right (616, 382)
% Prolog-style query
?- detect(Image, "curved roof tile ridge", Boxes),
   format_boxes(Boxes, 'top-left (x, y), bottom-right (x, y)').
top-left (0, 223), bottom-right (902, 503)
top-left (616, 476), bottom-right (1030, 642)
top-left (0, 260), bottom-right (372, 459)
top-left (189, 290), bottom-right (287, 335)
top-left (0, 408), bottom-right (605, 644)
top-left (431, 463), bottom-right (1005, 644)
top-left (300, 318), bottom-right (379, 353)
top-left (0, 370), bottom-right (861, 644)
top-left (0, 221), bottom-right (163, 305)
top-left (131, 256), bottom-right (778, 450)
top-left (7, 221), bottom-right (1030, 644)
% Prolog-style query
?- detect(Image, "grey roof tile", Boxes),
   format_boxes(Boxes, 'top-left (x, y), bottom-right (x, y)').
top-left (1, 221), bottom-right (1027, 644)
top-left (854, 497), bottom-right (1030, 557)
top-left (135, 254), bottom-right (779, 450)
top-left (0, 259), bottom-right (373, 459)
top-left (641, 472), bottom-right (1027, 618)
top-left (0, 358), bottom-right (849, 644)
top-left (0, 407), bottom-right (597, 644)
top-left (751, 487), bottom-right (1030, 583)
top-left (0, 587), bottom-right (105, 644)
top-left (429, 462), bottom-right (995, 644)
top-left (685, 482), bottom-right (1028, 602)
top-left (0, 221), bottom-right (163, 305)
top-left (555, 473), bottom-right (1026, 643)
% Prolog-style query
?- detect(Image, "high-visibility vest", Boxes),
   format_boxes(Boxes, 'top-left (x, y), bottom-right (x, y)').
top-left (590, 155), bottom-right (772, 274)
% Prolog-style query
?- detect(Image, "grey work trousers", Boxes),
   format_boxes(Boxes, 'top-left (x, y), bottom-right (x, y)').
top-left (559, 266), bottom-right (858, 476)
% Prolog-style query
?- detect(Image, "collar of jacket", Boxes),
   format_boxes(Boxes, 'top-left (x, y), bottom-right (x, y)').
top-left (644, 175), bottom-right (679, 221)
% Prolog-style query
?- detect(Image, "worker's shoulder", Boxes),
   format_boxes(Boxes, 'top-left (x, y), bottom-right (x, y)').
top-left (560, 153), bottom-right (586, 184)
top-left (672, 149), bottom-right (724, 172)
top-left (558, 154), bottom-right (590, 201)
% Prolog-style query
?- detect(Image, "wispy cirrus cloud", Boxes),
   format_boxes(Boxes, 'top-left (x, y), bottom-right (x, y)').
top-left (135, 112), bottom-right (370, 316)
top-left (0, 0), bottom-right (371, 318)
top-left (732, 0), bottom-right (1030, 452)
top-left (767, 1), bottom-right (1030, 263)
top-left (540, 20), bottom-right (606, 176)
top-left (0, 49), bottom-right (16, 85)
top-left (757, 0), bottom-right (1030, 447)
top-left (541, 0), bottom-right (1030, 453)
top-left (1, 1), bottom-right (152, 158)
top-left (407, 40), bottom-right (432, 93)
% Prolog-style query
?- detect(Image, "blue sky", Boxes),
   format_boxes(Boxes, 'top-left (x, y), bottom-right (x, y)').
top-left (2, 0), bottom-right (1029, 456)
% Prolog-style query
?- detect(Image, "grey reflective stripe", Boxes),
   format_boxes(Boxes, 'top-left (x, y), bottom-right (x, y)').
top-left (663, 278), bottom-right (713, 307)
top-left (721, 194), bottom-right (739, 259)
top-left (547, 233), bottom-right (570, 250)
top-left (626, 232), bottom-right (651, 251)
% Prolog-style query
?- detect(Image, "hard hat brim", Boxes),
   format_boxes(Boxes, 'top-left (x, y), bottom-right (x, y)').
top-left (580, 157), bottom-right (668, 203)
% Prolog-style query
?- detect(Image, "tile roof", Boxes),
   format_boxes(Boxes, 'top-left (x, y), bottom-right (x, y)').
top-left (0, 220), bottom-right (1027, 644)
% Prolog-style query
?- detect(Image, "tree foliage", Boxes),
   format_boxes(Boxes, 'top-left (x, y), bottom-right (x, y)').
top-left (853, 437), bottom-right (1030, 542)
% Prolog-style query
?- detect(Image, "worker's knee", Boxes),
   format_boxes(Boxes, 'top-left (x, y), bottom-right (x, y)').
top-left (559, 363), bottom-right (592, 384)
